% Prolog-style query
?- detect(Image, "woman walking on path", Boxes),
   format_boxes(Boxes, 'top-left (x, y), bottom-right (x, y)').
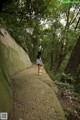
top-left (36, 51), bottom-right (44, 75)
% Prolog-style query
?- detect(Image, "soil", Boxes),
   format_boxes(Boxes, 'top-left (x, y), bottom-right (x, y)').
top-left (57, 84), bottom-right (80, 120)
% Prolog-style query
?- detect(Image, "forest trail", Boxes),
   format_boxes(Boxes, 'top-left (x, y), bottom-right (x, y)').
top-left (11, 64), bottom-right (66, 120)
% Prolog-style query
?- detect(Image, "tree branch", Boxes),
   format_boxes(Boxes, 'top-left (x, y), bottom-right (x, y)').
top-left (69, 9), bottom-right (80, 25)
top-left (75, 17), bottom-right (80, 30)
top-left (65, 6), bottom-right (71, 30)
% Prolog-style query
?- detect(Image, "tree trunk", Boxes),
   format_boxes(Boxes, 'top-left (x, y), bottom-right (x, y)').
top-left (53, 54), bottom-right (66, 71)
top-left (65, 36), bottom-right (80, 75)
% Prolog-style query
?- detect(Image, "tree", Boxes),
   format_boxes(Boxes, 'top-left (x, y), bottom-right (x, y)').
top-left (0, 0), bottom-right (59, 62)
top-left (65, 36), bottom-right (80, 75)
top-left (52, 4), bottom-right (80, 71)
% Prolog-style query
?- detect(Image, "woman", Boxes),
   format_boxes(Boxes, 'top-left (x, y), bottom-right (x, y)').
top-left (36, 51), bottom-right (44, 75)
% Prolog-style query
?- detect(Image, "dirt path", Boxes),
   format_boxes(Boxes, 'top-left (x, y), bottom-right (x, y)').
top-left (11, 64), bottom-right (66, 120)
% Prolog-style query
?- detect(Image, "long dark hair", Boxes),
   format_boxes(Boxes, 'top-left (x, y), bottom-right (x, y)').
top-left (37, 55), bottom-right (40, 59)
top-left (37, 51), bottom-right (41, 59)
top-left (38, 51), bottom-right (41, 55)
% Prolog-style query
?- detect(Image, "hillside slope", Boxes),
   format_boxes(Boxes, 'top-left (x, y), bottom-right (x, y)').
top-left (0, 28), bottom-right (32, 118)
top-left (0, 28), bottom-right (32, 76)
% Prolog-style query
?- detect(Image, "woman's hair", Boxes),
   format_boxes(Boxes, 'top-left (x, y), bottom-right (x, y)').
top-left (38, 51), bottom-right (41, 56)
top-left (37, 54), bottom-right (40, 59)
top-left (37, 50), bottom-right (41, 59)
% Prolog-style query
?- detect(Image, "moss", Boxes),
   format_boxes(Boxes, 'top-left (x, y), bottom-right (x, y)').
top-left (0, 52), bottom-right (12, 116)
top-left (0, 28), bottom-right (32, 119)
top-left (0, 41), bottom-right (32, 76)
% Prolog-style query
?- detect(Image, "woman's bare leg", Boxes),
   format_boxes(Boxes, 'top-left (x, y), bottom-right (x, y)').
top-left (38, 65), bottom-right (41, 75)
top-left (40, 64), bottom-right (44, 73)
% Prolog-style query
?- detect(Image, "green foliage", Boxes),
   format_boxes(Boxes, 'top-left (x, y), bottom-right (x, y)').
top-left (73, 66), bottom-right (80, 93)
top-left (65, 108), bottom-right (79, 120)
top-left (62, 73), bottom-right (72, 80)
top-left (0, 17), bottom-right (7, 28)
top-left (74, 83), bottom-right (80, 93)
